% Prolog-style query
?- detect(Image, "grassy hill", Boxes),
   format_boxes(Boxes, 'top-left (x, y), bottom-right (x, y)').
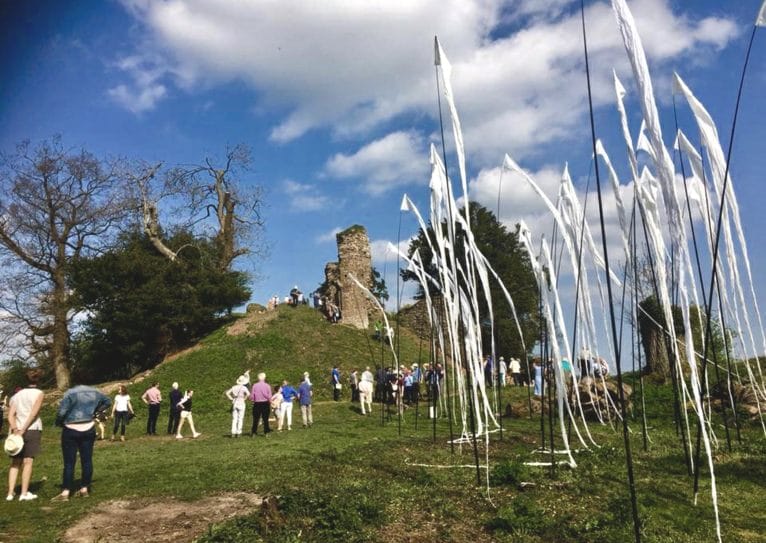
top-left (2, 305), bottom-right (766, 542)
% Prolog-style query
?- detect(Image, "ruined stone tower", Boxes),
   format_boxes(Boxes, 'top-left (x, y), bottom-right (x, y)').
top-left (321, 225), bottom-right (376, 329)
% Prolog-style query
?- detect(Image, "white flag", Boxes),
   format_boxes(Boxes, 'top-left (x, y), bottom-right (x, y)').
top-left (757, 0), bottom-right (766, 26)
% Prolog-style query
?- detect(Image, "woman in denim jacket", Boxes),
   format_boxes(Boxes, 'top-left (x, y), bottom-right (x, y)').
top-left (51, 385), bottom-right (111, 501)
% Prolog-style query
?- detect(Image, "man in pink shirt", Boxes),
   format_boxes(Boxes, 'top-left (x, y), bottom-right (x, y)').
top-left (141, 382), bottom-right (162, 435)
top-left (249, 373), bottom-right (272, 436)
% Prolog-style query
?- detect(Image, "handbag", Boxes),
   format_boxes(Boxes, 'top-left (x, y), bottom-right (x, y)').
top-left (334, 383), bottom-right (342, 390)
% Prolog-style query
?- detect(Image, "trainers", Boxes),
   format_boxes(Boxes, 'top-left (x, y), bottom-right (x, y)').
top-left (192, 432), bottom-right (201, 438)
top-left (51, 493), bottom-right (70, 502)
top-left (19, 492), bottom-right (37, 501)
top-left (175, 435), bottom-right (183, 439)
top-left (5, 494), bottom-right (14, 501)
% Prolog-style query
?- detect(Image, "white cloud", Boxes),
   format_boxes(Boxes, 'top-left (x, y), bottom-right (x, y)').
top-left (107, 54), bottom-right (168, 113)
top-left (316, 227), bottom-right (343, 243)
top-left (115, 0), bottom-right (739, 159)
top-left (282, 179), bottom-right (334, 211)
top-left (370, 238), bottom-right (413, 264)
top-left (324, 131), bottom-right (429, 195)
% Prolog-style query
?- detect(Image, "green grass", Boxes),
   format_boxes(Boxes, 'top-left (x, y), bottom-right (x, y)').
top-left (2, 306), bottom-right (766, 542)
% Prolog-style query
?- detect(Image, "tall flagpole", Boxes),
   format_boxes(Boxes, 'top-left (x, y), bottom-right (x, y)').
top-left (580, 2), bottom-right (641, 541)
top-left (694, 7), bottom-right (763, 502)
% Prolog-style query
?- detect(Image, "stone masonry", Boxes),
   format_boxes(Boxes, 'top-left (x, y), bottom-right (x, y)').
top-left (321, 225), bottom-right (377, 329)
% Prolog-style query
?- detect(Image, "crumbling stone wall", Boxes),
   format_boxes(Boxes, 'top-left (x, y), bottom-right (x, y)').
top-left (321, 225), bottom-right (377, 329)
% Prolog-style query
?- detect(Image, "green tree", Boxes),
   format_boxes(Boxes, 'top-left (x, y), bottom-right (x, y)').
top-left (402, 204), bottom-right (540, 358)
top-left (68, 229), bottom-right (250, 382)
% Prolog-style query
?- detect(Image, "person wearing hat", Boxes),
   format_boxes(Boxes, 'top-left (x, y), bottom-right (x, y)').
top-left (167, 382), bottom-right (183, 435)
top-left (499, 357), bottom-right (507, 387)
top-left (225, 375), bottom-right (250, 437)
top-left (6, 368), bottom-right (44, 502)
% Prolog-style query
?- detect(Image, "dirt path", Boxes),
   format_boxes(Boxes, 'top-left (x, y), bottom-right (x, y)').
top-left (61, 492), bottom-right (262, 542)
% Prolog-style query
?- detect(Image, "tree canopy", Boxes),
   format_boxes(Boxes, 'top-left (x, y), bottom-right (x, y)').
top-left (402, 204), bottom-right (540, 358)
top-left (68, 230), bottom-right (250, 382)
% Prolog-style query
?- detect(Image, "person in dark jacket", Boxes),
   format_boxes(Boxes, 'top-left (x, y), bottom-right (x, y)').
top-left (167, 382), bottom-right (182, 435)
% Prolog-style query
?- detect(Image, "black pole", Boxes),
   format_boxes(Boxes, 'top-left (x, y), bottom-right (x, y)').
top-left (580, 4), bottom-right (640, 540)
top-left (672, 98), bottom-right (732, 452)
top-left (694, 23), bottom-right (759, 501)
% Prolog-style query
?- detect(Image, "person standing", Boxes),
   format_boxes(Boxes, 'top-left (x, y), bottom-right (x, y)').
top-left (510, 357), bottom-right (522, 386)
top-left (578, 347), bottom-right (591, 378)
top-left (6, 368), bottom-right (44, 502)
top-left (175, 390), bottom-right (201, 439)
top-left (167, 382), bottom-right (182, 435)
top-left (51, 384), bottom-right (111, 501)
top-left (498, 357), bottom-right (507, 387)
top-left (249, 373), bottom-right (272, 436)
top-left (331, 365), bottom-right (341, 401)
top-left (349, 369), bottom-right (359, 403)
top-left (533, 359), bottom-right (543, 397)
top-left (0, 387), bottom-right (7, 438)
top-left (298, 376), bottom-right (313, 428)
top-left (411, 364), bottom-right (421, 402)
top-left (278, 380), bottom-right (298, 431)
top-left (225, 375), bottom-right (249, 437)
top-left (110, 385), bottom-right (133, 442)
top-left (483, 355), bottom-right (493, 388)
top-left (141, 382), bottom-right (162, 436)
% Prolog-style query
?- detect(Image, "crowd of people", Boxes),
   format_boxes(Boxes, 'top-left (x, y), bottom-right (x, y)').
top-left (3, 353), bottom-right (613, 503)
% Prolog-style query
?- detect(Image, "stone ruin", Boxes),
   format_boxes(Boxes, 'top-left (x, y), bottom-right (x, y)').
top-left (320, 225), bottom-right (377, 329)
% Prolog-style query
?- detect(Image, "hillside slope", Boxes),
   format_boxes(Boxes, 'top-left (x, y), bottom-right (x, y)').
top-left (124, 303), bottom-right (429, 411)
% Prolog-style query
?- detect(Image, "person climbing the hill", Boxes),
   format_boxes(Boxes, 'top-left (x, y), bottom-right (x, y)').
top-left (225, 375), bottom-right (250, 437)
top-left (167, 382), bottom-right (182, 435)
top-left (110, 385), bottom-right (133, 442)
top-left (6, 368), bottom-right (44, 502)
top-left (175, 390), bottom-right (201, 439)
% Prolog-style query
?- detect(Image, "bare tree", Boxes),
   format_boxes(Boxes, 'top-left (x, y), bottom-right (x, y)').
top-left (160, 144), bottom-right (265, 271)
top-left (0, 139), bottom-right (129, 389)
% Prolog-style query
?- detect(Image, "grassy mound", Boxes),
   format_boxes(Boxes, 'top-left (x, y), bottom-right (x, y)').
top-left (2, 305), bottom-right (766, 542)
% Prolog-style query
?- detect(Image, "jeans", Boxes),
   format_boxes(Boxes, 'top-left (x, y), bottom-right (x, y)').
top-left (147, 404), bottom-right (160, 434)
top-left (113, 411), bottom-right (129, 436)
top-left (61, 426), bottom-right (96, 490)
top-left (251, 402), bottom-right (270, 434)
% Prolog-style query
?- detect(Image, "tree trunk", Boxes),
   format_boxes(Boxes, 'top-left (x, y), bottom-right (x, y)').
top-left (639, 315), bottom-right (670, 381)
top-left (51, 276), bottom-right (71, 390)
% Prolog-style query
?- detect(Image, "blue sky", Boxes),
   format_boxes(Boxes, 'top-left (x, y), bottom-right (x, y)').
top-left (2, 0), bottom-right (765, 321)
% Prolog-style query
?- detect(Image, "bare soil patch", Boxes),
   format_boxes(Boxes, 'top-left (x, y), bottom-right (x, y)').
top-left (61, 492), bottom-right (262, 543)
top-left (226, 308), bottom-right (278, 336)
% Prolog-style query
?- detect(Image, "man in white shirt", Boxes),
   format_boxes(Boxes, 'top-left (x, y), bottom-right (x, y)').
top-left (6, 369), bottom-right (44, 502)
